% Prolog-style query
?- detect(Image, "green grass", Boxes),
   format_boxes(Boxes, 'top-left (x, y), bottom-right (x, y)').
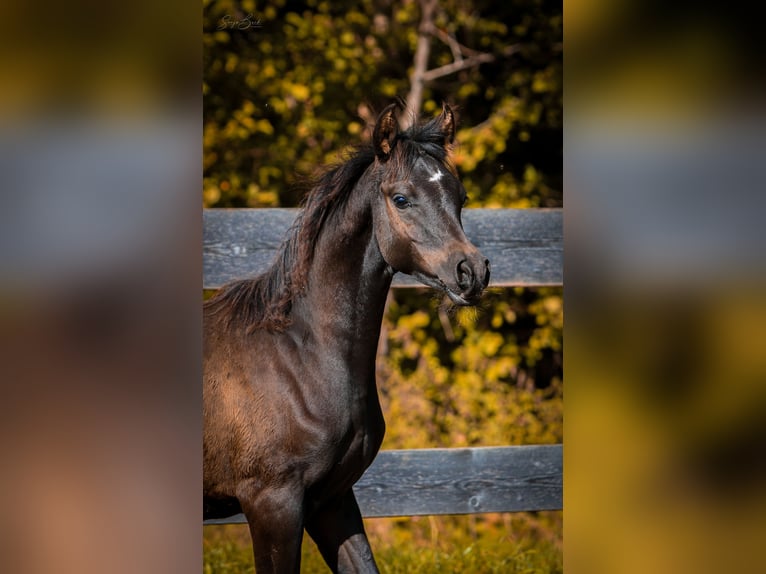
top-left (203, 513), bottom-right (562, 573)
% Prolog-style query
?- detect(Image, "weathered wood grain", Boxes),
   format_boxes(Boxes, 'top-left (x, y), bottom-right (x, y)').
top-left (203, 445), bottom-right (562, 524)
top-left (355, 444), bottom-right (562, 517)
top-left (203, 208), bottom-right (562, 289)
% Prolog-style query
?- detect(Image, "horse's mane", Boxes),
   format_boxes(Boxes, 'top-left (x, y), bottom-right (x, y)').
top-left (204, 113), bottom-right (454, 333)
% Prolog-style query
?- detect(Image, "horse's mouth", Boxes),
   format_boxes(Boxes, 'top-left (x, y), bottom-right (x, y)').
top-left (412, 272), bottom-right (482, 306)
top-left (444, 288), bottom-right (478, 306)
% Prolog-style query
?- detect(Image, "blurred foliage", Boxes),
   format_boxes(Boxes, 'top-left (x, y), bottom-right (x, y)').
top-left (379, 288), bottom-right (562, 449)
top-left (203, 0), bottom-right (562, 569)
top-left (203, 0), bottom-right (561, 209)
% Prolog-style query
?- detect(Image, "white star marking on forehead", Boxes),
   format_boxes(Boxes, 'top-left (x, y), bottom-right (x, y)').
top-left (428, 169), bottom-right (443, 183)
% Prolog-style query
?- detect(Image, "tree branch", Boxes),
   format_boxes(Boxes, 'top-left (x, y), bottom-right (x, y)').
top-left (431, 26), bottom-right (463, 63)
top-left (403, 0), bottom-right (523, 123)
top-left (421, 52), bottom-right (494, 82)
top-left (422, 43), bottom-right (522, 82)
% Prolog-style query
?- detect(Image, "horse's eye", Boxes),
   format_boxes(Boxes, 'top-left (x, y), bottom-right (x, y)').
top-left (392, 194), bottom-right (410, 209)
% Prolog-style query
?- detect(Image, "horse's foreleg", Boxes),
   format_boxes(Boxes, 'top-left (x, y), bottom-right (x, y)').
top-left (305, 489), bottom-right (379, 574)
top-left (238, 481), bottom-right (304, 574)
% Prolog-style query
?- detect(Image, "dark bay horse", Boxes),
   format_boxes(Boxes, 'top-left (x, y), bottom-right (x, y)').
top-left (203, 103), bottom-right (490, 573)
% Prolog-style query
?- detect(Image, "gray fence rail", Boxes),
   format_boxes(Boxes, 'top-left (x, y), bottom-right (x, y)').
top-left (203, 208), bottom-right (563, 523)
top-left (203, 208), bottom-right (562, 289)
top-left (204, 445), bottom-right (562, 524)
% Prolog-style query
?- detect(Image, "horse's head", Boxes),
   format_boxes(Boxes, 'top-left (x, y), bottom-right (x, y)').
top-left (370, 103), bottom-right (490, 305)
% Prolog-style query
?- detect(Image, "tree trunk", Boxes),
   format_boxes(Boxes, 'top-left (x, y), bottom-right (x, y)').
top-left (403, 0), bottom-right (437, 128)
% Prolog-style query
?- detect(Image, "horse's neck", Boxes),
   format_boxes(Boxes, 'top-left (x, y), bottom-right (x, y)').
top-left (295, 191), bottom-right (392, 364)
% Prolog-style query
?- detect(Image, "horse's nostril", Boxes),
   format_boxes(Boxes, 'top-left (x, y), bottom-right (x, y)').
top-left (457, 259), bottom-right (473, 289)
top-left (483, 259), bottom-right (491, 287)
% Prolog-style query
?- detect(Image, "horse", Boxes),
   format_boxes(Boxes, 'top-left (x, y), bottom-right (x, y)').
top-left (203, 102), bottom-right (490, 573)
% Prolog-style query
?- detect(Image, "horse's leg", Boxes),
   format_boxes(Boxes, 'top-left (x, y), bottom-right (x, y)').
top-left (305, 489), bottom-right (379, 574)
top-left (238, 481), bottom-right (304, 574)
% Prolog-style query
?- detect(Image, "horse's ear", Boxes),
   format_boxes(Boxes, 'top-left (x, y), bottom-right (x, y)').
top-left (437, 103), bottom-right (455, 144)
top-left (373, 103), bottom-right (400, 160)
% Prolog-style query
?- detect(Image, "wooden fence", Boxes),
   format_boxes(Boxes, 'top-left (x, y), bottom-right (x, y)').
top-left (203, 208), bottom-right (562, 523)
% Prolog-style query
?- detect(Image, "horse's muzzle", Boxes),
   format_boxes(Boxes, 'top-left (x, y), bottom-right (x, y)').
top-left (450, 252), bottom-right (490, 305)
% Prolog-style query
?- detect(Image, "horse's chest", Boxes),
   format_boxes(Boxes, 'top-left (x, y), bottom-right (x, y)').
top-left (307, 392), bottom-right (384, 497)
top-left (339, 421), bottom-right (381, 472)
top-left (308, 437), bottom-right (378, 508)
top-left (330, 406), bottom-right (382, 469)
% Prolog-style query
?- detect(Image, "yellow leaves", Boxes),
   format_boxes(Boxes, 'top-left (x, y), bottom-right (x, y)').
top-left (379, 288), bottom-right (562, 450)
top-left (223, 100), bottom-right (274, 141)
top-left (485, 355), bottom-right (516, 382)
top-left (203, 0), bottom-right (561, 210)
top-left (344, 73), bottom-right (358, 88)
top-left (257, 166), bottom-right (281, 187)
top-left (284, 11), bottom-right (303, 28)
top-left (394, 6), bottom-right (414, 24)
top-left (267, 96), bottom-right (287, 114)
top-left (524, 164), bottom-right (540, 185)
top-left (212, 31), bottom-right (229, 44)
top-left (457, 83), bottom-right (479, 100)
top-left (202, 185), bottom-right (220, 207)
top-left (404, 310), bottom-right (431, 330)
top-left (247, 183), bottom-right (279, 207)
top-left (340, 31), bottom-right (355, 45)
top-left (285, 82), bottom-right (310, 101)
top-left (224, 53), bottom-right (238, 73)
top-left (312, 78), bottom-right (325, 93)
top-left (532, 68), bottom-right (559, 93)
top-left (261, 62), bottom-right (276, 78)
top-left (449, 92), bottom-right (562, 206)
top-left (236, 116), bottom-right (255, 132)
top-left (381, 82), bottom-right (398, 97)
top-left (241, 100), bottom-right (255, 115)
top-left (254, 119), bottom-right (273, 135)
top-left (263, 4), bottom-right (278, 20)
top-left (542, 296), bottom-right (563, 323)
top-left (491, 302), bottom-right (517, 328)
top-left (454, 102), bottom-right (515, 176)
top-left (452, 131), bottom-right (482, 173)
top-left (203, 121), bottom-right (220, 152)
top-left (479, 332), bottom-right (504, 357)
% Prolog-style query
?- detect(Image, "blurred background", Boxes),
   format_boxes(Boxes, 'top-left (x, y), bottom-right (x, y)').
top-left (2, 0), bottom-right (765, 572)
top-left (566, 1), bottom-right (766, 573)
top-left (202, 0), bottom-right (562, 571)
top-left (0, 0), bottom-right (201, 573)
